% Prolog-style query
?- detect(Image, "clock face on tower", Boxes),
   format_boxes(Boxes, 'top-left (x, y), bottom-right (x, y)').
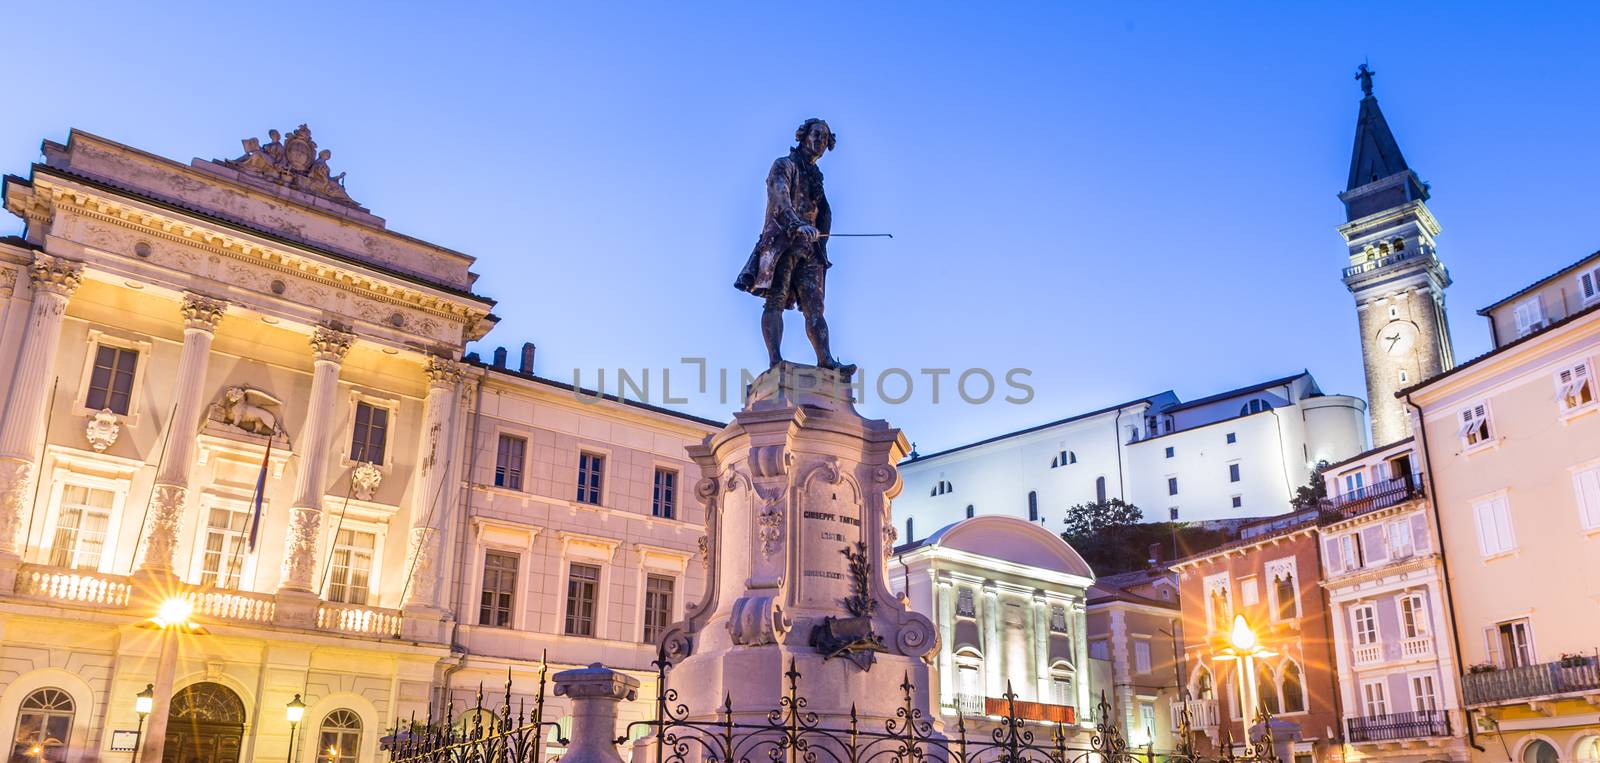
top-left (1378, 320), bottom-right (1419, 356)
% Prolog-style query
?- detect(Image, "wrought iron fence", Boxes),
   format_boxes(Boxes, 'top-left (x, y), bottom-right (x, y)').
top-left (386, 647), bottom-right (1284, 763)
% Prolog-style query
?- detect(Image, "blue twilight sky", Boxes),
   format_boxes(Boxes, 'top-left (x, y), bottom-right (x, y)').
top-left (3, 3), bottom-right (1598, 451)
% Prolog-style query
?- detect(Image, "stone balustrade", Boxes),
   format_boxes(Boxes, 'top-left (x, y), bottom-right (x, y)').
top-left (14, 565), bottom-right (132, 606)
top-left (317, 601), bottom-right (404, 636)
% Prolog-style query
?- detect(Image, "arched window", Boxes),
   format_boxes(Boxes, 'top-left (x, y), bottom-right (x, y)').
top-left (965, 505), bottom-right (974, 519)
top-left (1095, 476), bottom-right (1107, 504)
top-left (1193, 666), bottom-right (1215, 700)
top-left (1274, 572), bottom-right (1297, 621)
top-left (1573, 734), bottom-right (1600, 763)
top-left (318, 709), bottom-right (362, 763)
top-left (12, 688), bottom-right (74, 762)
top-left (1522, 739), bottom-right (1559, 763)
top-left (1279, 661), bottom-right (1305, 713)
top-left (1256, 667), bottom-right (1281, 716)
top-left (953, 649), bottom-right (985, 715)
top-left (1240, 399), bottom-right (1274, 416)
top-left (905, 517), bottom-right (914, 543)
top-left (1027, 491), bottom-right (1038, 522)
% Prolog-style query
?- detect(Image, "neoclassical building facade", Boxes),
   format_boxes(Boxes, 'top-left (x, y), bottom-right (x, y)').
top-left (0, 128), bottom-right (720, 762)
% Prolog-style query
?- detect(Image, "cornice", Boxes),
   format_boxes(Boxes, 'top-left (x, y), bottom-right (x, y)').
top-left (23, 176), bottom-right (494, 334)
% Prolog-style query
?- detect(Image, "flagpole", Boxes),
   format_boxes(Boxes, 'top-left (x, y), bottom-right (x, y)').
top-left (219, 429), bottom-right (275, 589)
top-left (316, 470), bottom-right (360, 598)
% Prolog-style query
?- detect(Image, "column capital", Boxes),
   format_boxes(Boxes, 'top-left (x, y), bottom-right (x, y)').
top-left (423, 355), bottom-right (463, 387)
top-left (180, 293), bottom-right (228, 332)
top-left (29, 255), bottom-right (82, 298)
top-left (309, 326), bottom-right (354, 363)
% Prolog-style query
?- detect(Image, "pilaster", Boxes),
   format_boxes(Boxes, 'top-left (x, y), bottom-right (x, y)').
top-left (936, 576), bottom-right (956, 709)
top-left (0, 255), bottom-right (82, 568)
top-left (136, 292), bottom-right (226, 574)
top-left (276, 326), bottom-right (352, 594)
top-left (982, 582), bottom-right (1001, 696)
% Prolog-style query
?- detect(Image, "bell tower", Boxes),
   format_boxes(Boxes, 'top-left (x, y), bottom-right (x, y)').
top-left (1338, 65), bottom-right (1455, 446)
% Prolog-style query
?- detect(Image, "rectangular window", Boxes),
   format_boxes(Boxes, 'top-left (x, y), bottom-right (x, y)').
top-left (1089, 639), bottom-right (1110, 660)
top-left (1493, 619), bottom-right (1534, 668)
top-left (1229, 463), bottom-right (1241, 483)
top-left (1582, 266), bottom-right (1600, 304)
top-left (48, 484), bottom-right (114, 570)
top-left (1165, 446), bottom-right (1174, 459)
top-left (643, 574), bottom-right (675, 644)
top-left (1139, 702), bottom-right (1157, 739)
top-left (1513, 297), bottom-right (1545, 336)
top-left (479, 551), bottom-right (518, 628)
top-left (1231, 495), bottom-right (1242, 509)
top-left (1226, 432), bottom-right (1237, 445)
top-left (1410, 674), bottom-right (1438, 713)
top-left (85, 345), bottom-right (138, 415)
top-left (1574, 465), bottom-right (1600, 530)
top-left (1169, 506), bottom-right (1179, 521)
top-left (1390, 518), bottom-right (1414, 558)
top-left (1352, 604), bottom-right (1379, 645)
top-left (576, 452), bottom-right (604, 505)
top-left (1556, 362), bottom-right (1595, 413)
top-left (1457, 403), bottom-right (1493, 448)
top-left (565, 562), bottom-right (600, 636)
top-left (1472, 495), bottom-right (1516, 557)
top-left (1052, 677), bottom-right (1073, 706)
top-left (494, 435), bottom-right (526, 490)
top-left (1134, 640), bottom-right (1152, 674)
top-left (1361, 680), bottom-right (1388, 718)
top-left (652, 468), bottom-right (677, 519)
top-left (199, 506), bottom-right (250, 589)
top-left (1272, 573), bottom-right (1298, 621)
top-left (326, 529), bottom-right (375, 604)
top-left (1339, 533), bottom-right (1364, 570)
top-left (351, 402), bottom-right (389, 464)
top-left (1167, 477), bottom-right (1179, 496)
top-left (1401, 593), bottom-right (1428, 638)
top-left (1342, 471), bottom-right (1366, 499)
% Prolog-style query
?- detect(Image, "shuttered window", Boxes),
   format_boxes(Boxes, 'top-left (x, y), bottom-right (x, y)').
top-left (1513, 297), bottom-right (1545, 336)
top-left (1472, 496), bottom-right (1516, 556)
top-left (1573, 466), bottom-right (1600, 530)
top-left (1456, 403), bottom-right (1493, 447)
top-left (495, 435), bottom-right (526, 490)
top-left (1556, 362), bottom-right (1595, 413)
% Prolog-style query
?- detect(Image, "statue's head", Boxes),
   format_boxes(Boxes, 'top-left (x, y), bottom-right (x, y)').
top-left (795, 118), bottom-right (835, 160)
top-left (225, 387), bottom-right (244, 403)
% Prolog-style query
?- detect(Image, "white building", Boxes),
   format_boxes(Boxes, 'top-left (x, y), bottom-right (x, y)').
top-left (0, 127), bottom-right (721, 763)
top-left (897, 372), bottom-right (1367, 534)
top-left (893, 515), bottom-right (1095, 730)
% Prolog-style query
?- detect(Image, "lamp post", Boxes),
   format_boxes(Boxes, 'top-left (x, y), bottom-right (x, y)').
top-left (131, 683), bottom-right (153, 763)
top-left (286, 693), bottom-right (306, 763)
top-left (136, 597), bottom-right (206, 763)
top-left (1213, 614), bottom-right (1275, 756)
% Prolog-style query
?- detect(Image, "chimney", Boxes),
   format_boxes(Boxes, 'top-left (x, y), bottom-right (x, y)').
top-left (464, 351), bottom-right (481, 364)
top-left (492, 346), bottom-right (507, 368)
top-left (519, 342), bottom-right (536, 374)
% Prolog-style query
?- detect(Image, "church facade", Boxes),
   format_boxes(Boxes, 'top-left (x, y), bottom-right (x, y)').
top-left (0, 128), bottom-right (720, 762)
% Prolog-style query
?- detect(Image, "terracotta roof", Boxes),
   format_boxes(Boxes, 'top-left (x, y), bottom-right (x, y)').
top-left (1475, 249), bottom-right (1600, 314)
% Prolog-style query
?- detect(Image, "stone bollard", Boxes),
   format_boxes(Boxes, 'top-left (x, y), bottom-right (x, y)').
top-left (554, 663), bottom-right (639, 763)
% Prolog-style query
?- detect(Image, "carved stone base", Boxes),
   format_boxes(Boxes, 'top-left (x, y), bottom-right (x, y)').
top-left (273, 588), bottom-right (320, 629)
top-left (400, 603), bottom-right (449, 643)
top-left (0, 553), bottom-right (19, 595)
top-left (0, 457), bottom-right (36, 556)
top-left (136, 484), bottom-right (187, 573)
top-left (278, 506), bottom-right (322, 592)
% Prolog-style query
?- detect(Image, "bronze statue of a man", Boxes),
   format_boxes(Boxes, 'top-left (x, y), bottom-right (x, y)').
top-left (734, 118), bottom-right (854, 376)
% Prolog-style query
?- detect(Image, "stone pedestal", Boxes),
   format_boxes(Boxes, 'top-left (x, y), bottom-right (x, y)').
top-left (553, 663), bottom-right (639, 763)
top-left (659, 363), bottom-right (938, 729)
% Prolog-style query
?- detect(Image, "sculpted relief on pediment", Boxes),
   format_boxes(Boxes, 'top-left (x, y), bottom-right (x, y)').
top-left (224, 124), bottom-right (359, 208)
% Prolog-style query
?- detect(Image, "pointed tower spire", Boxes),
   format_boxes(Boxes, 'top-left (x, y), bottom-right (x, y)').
top-left (1342, 64), bottom-right (1429, 220)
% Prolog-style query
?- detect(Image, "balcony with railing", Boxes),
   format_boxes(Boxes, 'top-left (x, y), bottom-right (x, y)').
top-left (1169, 698), bottom-right (1219, 730)
top-left (1345, 709), bottom-right (1450, 743)
top-left (1342, 246), bottom-right (1435, 279)
top-left (954, 693), bottom-right (985, 716)
top-left (8, 562), bottom-right (404, 639)
top-left (1462, 655), bottom-right (1600, 706)
top-left (1328, 473), bottom-right (1425, 520)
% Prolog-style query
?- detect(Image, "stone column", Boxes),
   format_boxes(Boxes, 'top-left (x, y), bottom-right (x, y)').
top-left (401, 356), bottom-right (462, 612)
top-left (1074, 602), bottom-right (1091, 720)
top-left (135, 293), bottom-right (226, 574)
top-left (981, 583), bottom-right (1001, 697)
top-left (277, 326), bottom-right (352, 594)
top-left (1032, 593), bottom-right (1050, 702)
top-left (936, 576), bottom-right (956, 711)
top-left (0, 256), bottom-right (82, 572)
top-left (553, 663), bottom-right (639, 763)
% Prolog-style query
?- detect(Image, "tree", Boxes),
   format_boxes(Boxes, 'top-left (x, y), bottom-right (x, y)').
top-left (1290, 460), bottom-right (1332, 511)
top-left (1060, 500), bottom-right (1235, 576)
top-left (1061, 498), bottom-right (1144, 539)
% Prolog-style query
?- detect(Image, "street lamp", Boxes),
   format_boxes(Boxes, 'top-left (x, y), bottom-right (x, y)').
top-left (324, 743), bottom-right (340, 762)
top-left (286, 694), bottom-right (306, 763)
top-left (1213, 614), bottom-right (1276, 755)
top-left (131, 683), bottom-right (154, 763)
top-left (136, 596), bottom-right (207, 763)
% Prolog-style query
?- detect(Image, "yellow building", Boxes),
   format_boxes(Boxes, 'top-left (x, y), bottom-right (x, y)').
top-left (1405, 250), bottom-right (1600, 763)
top-left (0, 128), bottom-right (718, 762)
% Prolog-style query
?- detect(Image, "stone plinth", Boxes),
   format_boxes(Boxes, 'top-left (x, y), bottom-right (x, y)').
top-left (659, 363), bottom-right (938, 730)
top-left (554, 663), bottom-right (639, 763)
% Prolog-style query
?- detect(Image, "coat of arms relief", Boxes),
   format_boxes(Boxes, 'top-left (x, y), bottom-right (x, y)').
top-left (223, 124), bottom-right (360, 207)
